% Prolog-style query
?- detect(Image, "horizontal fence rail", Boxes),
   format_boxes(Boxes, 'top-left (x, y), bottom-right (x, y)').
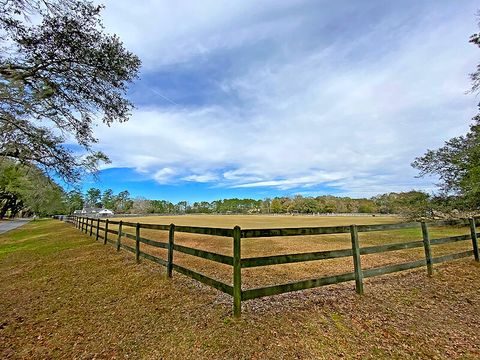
top-left (65, 215), bottom-right (480, 317)
top-left (173, 244), bottom-right (233, 265)
top-left (241, 248), bottom-right (353, 268)
top-left (242, 272), bottom-right (356, 300)
top-left (172, 263), bottom-right (234, 295)
top-left (174, 225), bottom-right (233, 237)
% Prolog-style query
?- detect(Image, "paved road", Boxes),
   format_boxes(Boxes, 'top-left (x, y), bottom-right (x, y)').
top-left (0, 219), bottom-right (30, 234)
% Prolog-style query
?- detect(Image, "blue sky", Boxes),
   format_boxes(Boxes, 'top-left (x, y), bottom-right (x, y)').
top-left (77, 0), bottom-right (479, 201)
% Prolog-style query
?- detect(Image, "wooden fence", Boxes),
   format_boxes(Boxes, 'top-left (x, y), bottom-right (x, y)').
top-left (66, 216), bottom-right (480, 317)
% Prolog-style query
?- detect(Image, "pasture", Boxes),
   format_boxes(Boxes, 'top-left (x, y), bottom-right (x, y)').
top-left (108, 214), bottom-right (473, 290)
top-left (113, 214), bottom-right (400, 228)
top-left (1, 219), bottom-right (479, 359)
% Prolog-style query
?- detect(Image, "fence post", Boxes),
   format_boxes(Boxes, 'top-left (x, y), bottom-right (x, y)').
top-left (81, 217), bottom-right (84, 232)
top-left (167, 224), bottom-right (175, 277)
top-left (89, 218), bottom-right (93, 236)
top-left (421, 222), bottom-right (433, 276)
top-left (469, 218), bottom-right (479, 262)
top-left (350, 224), bottom-right (364, 295)
top-left (104, 219), bottom-right (109, 245)
top-left (233, 225), bottom-right (242, 318)
top-left (135, 222), bottom-right (140, 263)
top-left (117, 220), bottom-right (123, 251)
top-left (96, 218), bottom-right (100, 241)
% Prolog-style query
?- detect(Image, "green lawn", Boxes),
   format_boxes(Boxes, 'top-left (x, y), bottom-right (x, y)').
top-left (1, 220), bottom-right (480, 359)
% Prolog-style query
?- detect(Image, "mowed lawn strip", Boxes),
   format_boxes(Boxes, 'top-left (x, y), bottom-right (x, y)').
top-left (1, 220), bottom-right (480, 359)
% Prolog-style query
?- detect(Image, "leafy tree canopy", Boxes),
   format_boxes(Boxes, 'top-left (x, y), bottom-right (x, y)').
top-left (0, 0), bottom-right (141, 183)
top-left (0, 159), bottom-right (67, 218)
top-left (412, 18), bottom-right (480, 209)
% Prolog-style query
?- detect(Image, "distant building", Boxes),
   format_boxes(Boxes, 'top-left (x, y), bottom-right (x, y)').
top-left (73, 207), bottom-right (114, 217)
top-left (98, 209), bottom-right (114, 217)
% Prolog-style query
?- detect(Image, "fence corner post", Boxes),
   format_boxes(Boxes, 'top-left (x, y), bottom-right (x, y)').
top-left (117, 220), bottom-right (123, 251)
top-left (135, 222), bottom-right (141, 263)
top-left (350, 224), bottom-right (364, 295)
top-left (104, 219), bottom-right (109, 245)
top-left (233, 225), bottom-right (242, 318)
top-left (167, 223), bottom-right (175, 277)
top-left (95, 218), bottom-right (100, 241)
top-left (469, 218), bottom-right (479, 262)
top-left (421, 222), bottom-right (433, 276)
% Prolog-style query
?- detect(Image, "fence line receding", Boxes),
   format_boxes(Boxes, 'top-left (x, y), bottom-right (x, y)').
top-left (65, 216), bottom-right (480, 318)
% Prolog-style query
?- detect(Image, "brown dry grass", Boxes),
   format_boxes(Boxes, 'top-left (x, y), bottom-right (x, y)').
top-left (1, 219), bottom-right (480, 359)
top-left (110, 215), bottom-right (473, 289)
top-left (113, 214), bottom-right (400, 228)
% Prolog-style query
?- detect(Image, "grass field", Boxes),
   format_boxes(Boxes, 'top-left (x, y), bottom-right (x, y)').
top-left (113, 214), bottom-right (400, 228)
top-left (1, 219), bottom-right (480, 359)
top-left (109, 215), bottom-right (474, 289)
top-left (0, 220), bottom-right (480, 359)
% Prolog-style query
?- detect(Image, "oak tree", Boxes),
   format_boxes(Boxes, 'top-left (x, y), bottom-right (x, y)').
top-left (0, 0), bottom-right (141, 183)
top-left (412, 18), bottom-right (480, 209)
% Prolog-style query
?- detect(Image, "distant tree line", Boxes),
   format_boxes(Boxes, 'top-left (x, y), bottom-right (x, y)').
top-left (0, 165), bottom-right (474, 220)
top-left (59, 188), bottom-right (444, 220)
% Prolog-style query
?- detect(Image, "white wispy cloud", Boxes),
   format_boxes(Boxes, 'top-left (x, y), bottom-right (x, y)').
top-left (182, 173), bottom-right (219, 183)
top-left (92, 0), bottom-right (479, 196)
top-left (153, 167), bottom-right (177, 183)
